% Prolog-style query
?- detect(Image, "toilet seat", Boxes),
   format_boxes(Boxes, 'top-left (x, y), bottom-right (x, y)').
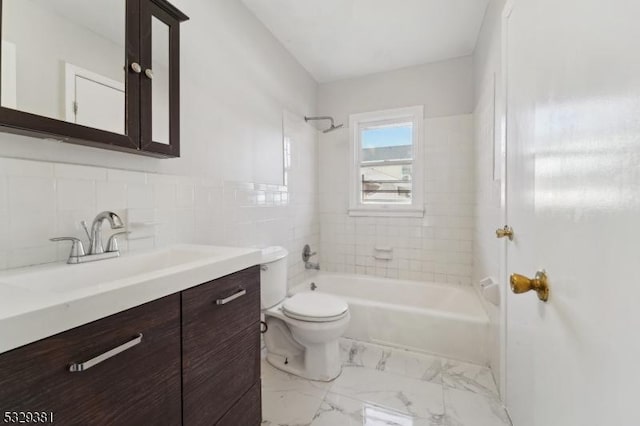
top-left (282, 292), bottom-right (349, 323)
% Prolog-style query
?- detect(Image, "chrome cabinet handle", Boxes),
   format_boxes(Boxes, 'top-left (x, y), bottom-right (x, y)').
top-left (215, 288), bottom-right (247, 305)
top-left (130, 62), bottom-right (142, 74)
top-left (68, 333), bottom-right (143, 372)
top-left (144, 69), bottom-right (154, 79)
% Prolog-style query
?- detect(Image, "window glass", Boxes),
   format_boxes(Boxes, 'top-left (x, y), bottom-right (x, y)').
top-left (360, 123), bottom-right (413, 204)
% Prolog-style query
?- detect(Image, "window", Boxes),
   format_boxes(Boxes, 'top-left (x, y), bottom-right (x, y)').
top-left (348, 106), bottom-right (424, 217)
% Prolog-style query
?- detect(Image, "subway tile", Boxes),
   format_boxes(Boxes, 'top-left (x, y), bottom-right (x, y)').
top-left (0, 250), bottom-right (7, 269)
top-left (127, 184), bottom-right (154, 209)
top-left (154, 184), bottom-right (177, 209)
top-left (57, 179), bottom-right (95, 211)
top-left (128, 237), bottom-right (155, 252)
top-left (8, 245), bottom-right (57, 268)
top-left (108, 169), bottom-right (146, 183)
top-left (8, 176), bottom-right (55, 212)
top-left (0, 158), bottom-right (54, 177)
top-left (9, 212), bottom-right (57, 249)
top-left (176, 184), bottom-right (195, 208)
top-left (0, 210), bottom-right (8, 250)
top-left (96, 181), bottom-right (127, 211)
top-left (0, 176), bottom-right (7, 210)
top-left (54, 164), bottom-right (107, 181)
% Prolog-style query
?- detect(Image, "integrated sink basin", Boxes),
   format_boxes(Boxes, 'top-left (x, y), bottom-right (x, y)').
top-left (0, 244), bottom-right (261, 353)
top-left (0, 245), bottom-right (236, 294)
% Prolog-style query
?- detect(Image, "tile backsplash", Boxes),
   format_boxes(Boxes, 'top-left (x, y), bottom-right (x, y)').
top-left (0, 157), bottom-right (318, 288)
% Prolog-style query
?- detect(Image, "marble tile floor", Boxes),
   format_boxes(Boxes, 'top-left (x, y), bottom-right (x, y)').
top-left (262, 338), bottom-right (512, 426)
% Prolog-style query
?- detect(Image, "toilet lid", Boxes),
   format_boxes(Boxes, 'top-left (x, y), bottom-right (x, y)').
top-left (282, 292), bottom-right (348, 321)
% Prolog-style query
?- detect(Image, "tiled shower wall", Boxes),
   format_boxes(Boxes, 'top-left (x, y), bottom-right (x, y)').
top-left (319, 114), bottom-right (475, 285)
top-left (0, 121), bottom-right (318, 288)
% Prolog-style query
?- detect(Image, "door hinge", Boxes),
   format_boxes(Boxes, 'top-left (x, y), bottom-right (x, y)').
top-left (73, 101), bottom-right (78, 115)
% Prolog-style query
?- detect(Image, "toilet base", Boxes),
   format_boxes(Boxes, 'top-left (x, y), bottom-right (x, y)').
top-left (263, 314), bottom-right (347, 382)
top-left (266, 351), bottom-right (342, 382)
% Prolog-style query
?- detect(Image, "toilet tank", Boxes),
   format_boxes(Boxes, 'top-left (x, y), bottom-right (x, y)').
top-left (260, 246), bottom-right (288, 310)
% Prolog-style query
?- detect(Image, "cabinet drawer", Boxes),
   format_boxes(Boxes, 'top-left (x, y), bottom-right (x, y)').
top-left (182, 266), bottom-right (260, 346)
top-left (183, 325), bottom-right (260, 425)
top-left (216, 381), bottom-right (262, 426)
top-left (0, 294), bottom-right (181, 426)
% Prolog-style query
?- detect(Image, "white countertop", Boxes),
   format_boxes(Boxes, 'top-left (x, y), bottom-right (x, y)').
top-left (0, 244), bottom-right (261, 354)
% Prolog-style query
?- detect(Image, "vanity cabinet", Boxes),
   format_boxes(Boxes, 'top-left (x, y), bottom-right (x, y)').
top-left (0, 0), bottom-right (188, 157)
top-left (0, 266), bottom-right (262, 425)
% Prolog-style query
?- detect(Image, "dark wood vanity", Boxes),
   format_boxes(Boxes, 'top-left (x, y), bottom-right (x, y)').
top-left (0, 266), bottom-right (261, 425)
top-left (0, 0), bottom-right (187, 157)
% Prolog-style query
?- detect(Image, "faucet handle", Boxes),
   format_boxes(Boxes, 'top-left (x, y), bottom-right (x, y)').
top-left (302, 244), bottom-right (317, 262)
top-left (106, 231), bottom-right (130, 253)
top-left (80, 220), bottom-right (92, 242)
top-left (50, 237), bottom-right (86, 259)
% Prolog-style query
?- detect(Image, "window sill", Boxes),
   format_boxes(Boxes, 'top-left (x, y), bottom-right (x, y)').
top-left (348, 207), bottom-right (424, 218)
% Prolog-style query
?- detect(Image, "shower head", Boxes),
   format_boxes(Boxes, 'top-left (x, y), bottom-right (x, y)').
top-left (322, 124), bottom-right (344, 133)
top-left (304, 116), bottom-right (344, 134)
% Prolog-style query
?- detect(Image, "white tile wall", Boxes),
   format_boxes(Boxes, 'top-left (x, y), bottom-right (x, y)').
top-left (318, 114), bottom-right (475, 285)
top-left (0, 120), bottom-right (319, 288)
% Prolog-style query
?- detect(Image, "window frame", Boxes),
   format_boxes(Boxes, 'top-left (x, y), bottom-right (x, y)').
top-left (348, 105), bottom-right (424, 217)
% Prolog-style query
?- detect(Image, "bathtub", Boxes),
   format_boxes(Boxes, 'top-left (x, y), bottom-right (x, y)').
top-left (290, 273), bottom-right (490, 365)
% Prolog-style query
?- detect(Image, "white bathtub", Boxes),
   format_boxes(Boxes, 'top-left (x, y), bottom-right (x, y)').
top-left (290, 273), bottom-right (490, 365)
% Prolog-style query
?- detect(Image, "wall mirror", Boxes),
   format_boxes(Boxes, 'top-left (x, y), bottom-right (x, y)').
top-left (2, 0), bottom-right (127, 134)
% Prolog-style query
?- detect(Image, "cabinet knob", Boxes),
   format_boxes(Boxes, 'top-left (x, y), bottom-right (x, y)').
top-left (130, 62), bottom-right (142, 74)
top-left (145, 69), bottom-right (154, 80)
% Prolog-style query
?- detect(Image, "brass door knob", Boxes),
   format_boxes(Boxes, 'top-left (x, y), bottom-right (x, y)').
top-left (496, 226), bottom-right (514, 240)
top-left (510, 271), bottom-right (549, 302)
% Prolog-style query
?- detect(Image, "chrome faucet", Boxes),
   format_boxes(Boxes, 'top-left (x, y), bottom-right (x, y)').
top-left (88, 211), bottom-right (125, 254)
top-left (302, 244), bottom-right (320, 270)
top-left (51, 211), bottom-right (127, 264)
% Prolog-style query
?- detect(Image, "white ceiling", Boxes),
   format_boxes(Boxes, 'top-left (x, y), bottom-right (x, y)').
top-left (242, 0), bottom-right (489, 83)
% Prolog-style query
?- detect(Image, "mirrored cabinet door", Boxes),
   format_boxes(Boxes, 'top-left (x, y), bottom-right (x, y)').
top-left (140, 0), bottom-right (184, 157)
top-left (0, 0), bottom-right (140, 150)
top-left (0, 0), bottom-right (187, 157)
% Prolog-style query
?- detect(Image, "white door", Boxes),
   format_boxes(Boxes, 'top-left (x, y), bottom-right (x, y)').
top-left (504, 1), bottom-right (640, 425)
top-left (74, 76), bottom-right (124, 134)
top-left (65, 64), bottom-right (125, 134)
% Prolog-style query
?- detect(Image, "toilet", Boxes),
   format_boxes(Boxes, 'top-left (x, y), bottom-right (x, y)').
top-left (261, 246), bottom-right (350, 381)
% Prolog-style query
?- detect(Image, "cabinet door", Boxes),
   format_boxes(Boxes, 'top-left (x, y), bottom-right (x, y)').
top-left (139, 0), bottom-right (187, 157)
top-left (182, 267), bottom-right (261, 425)
top-left (0, 294), bottom-right (181, 426)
